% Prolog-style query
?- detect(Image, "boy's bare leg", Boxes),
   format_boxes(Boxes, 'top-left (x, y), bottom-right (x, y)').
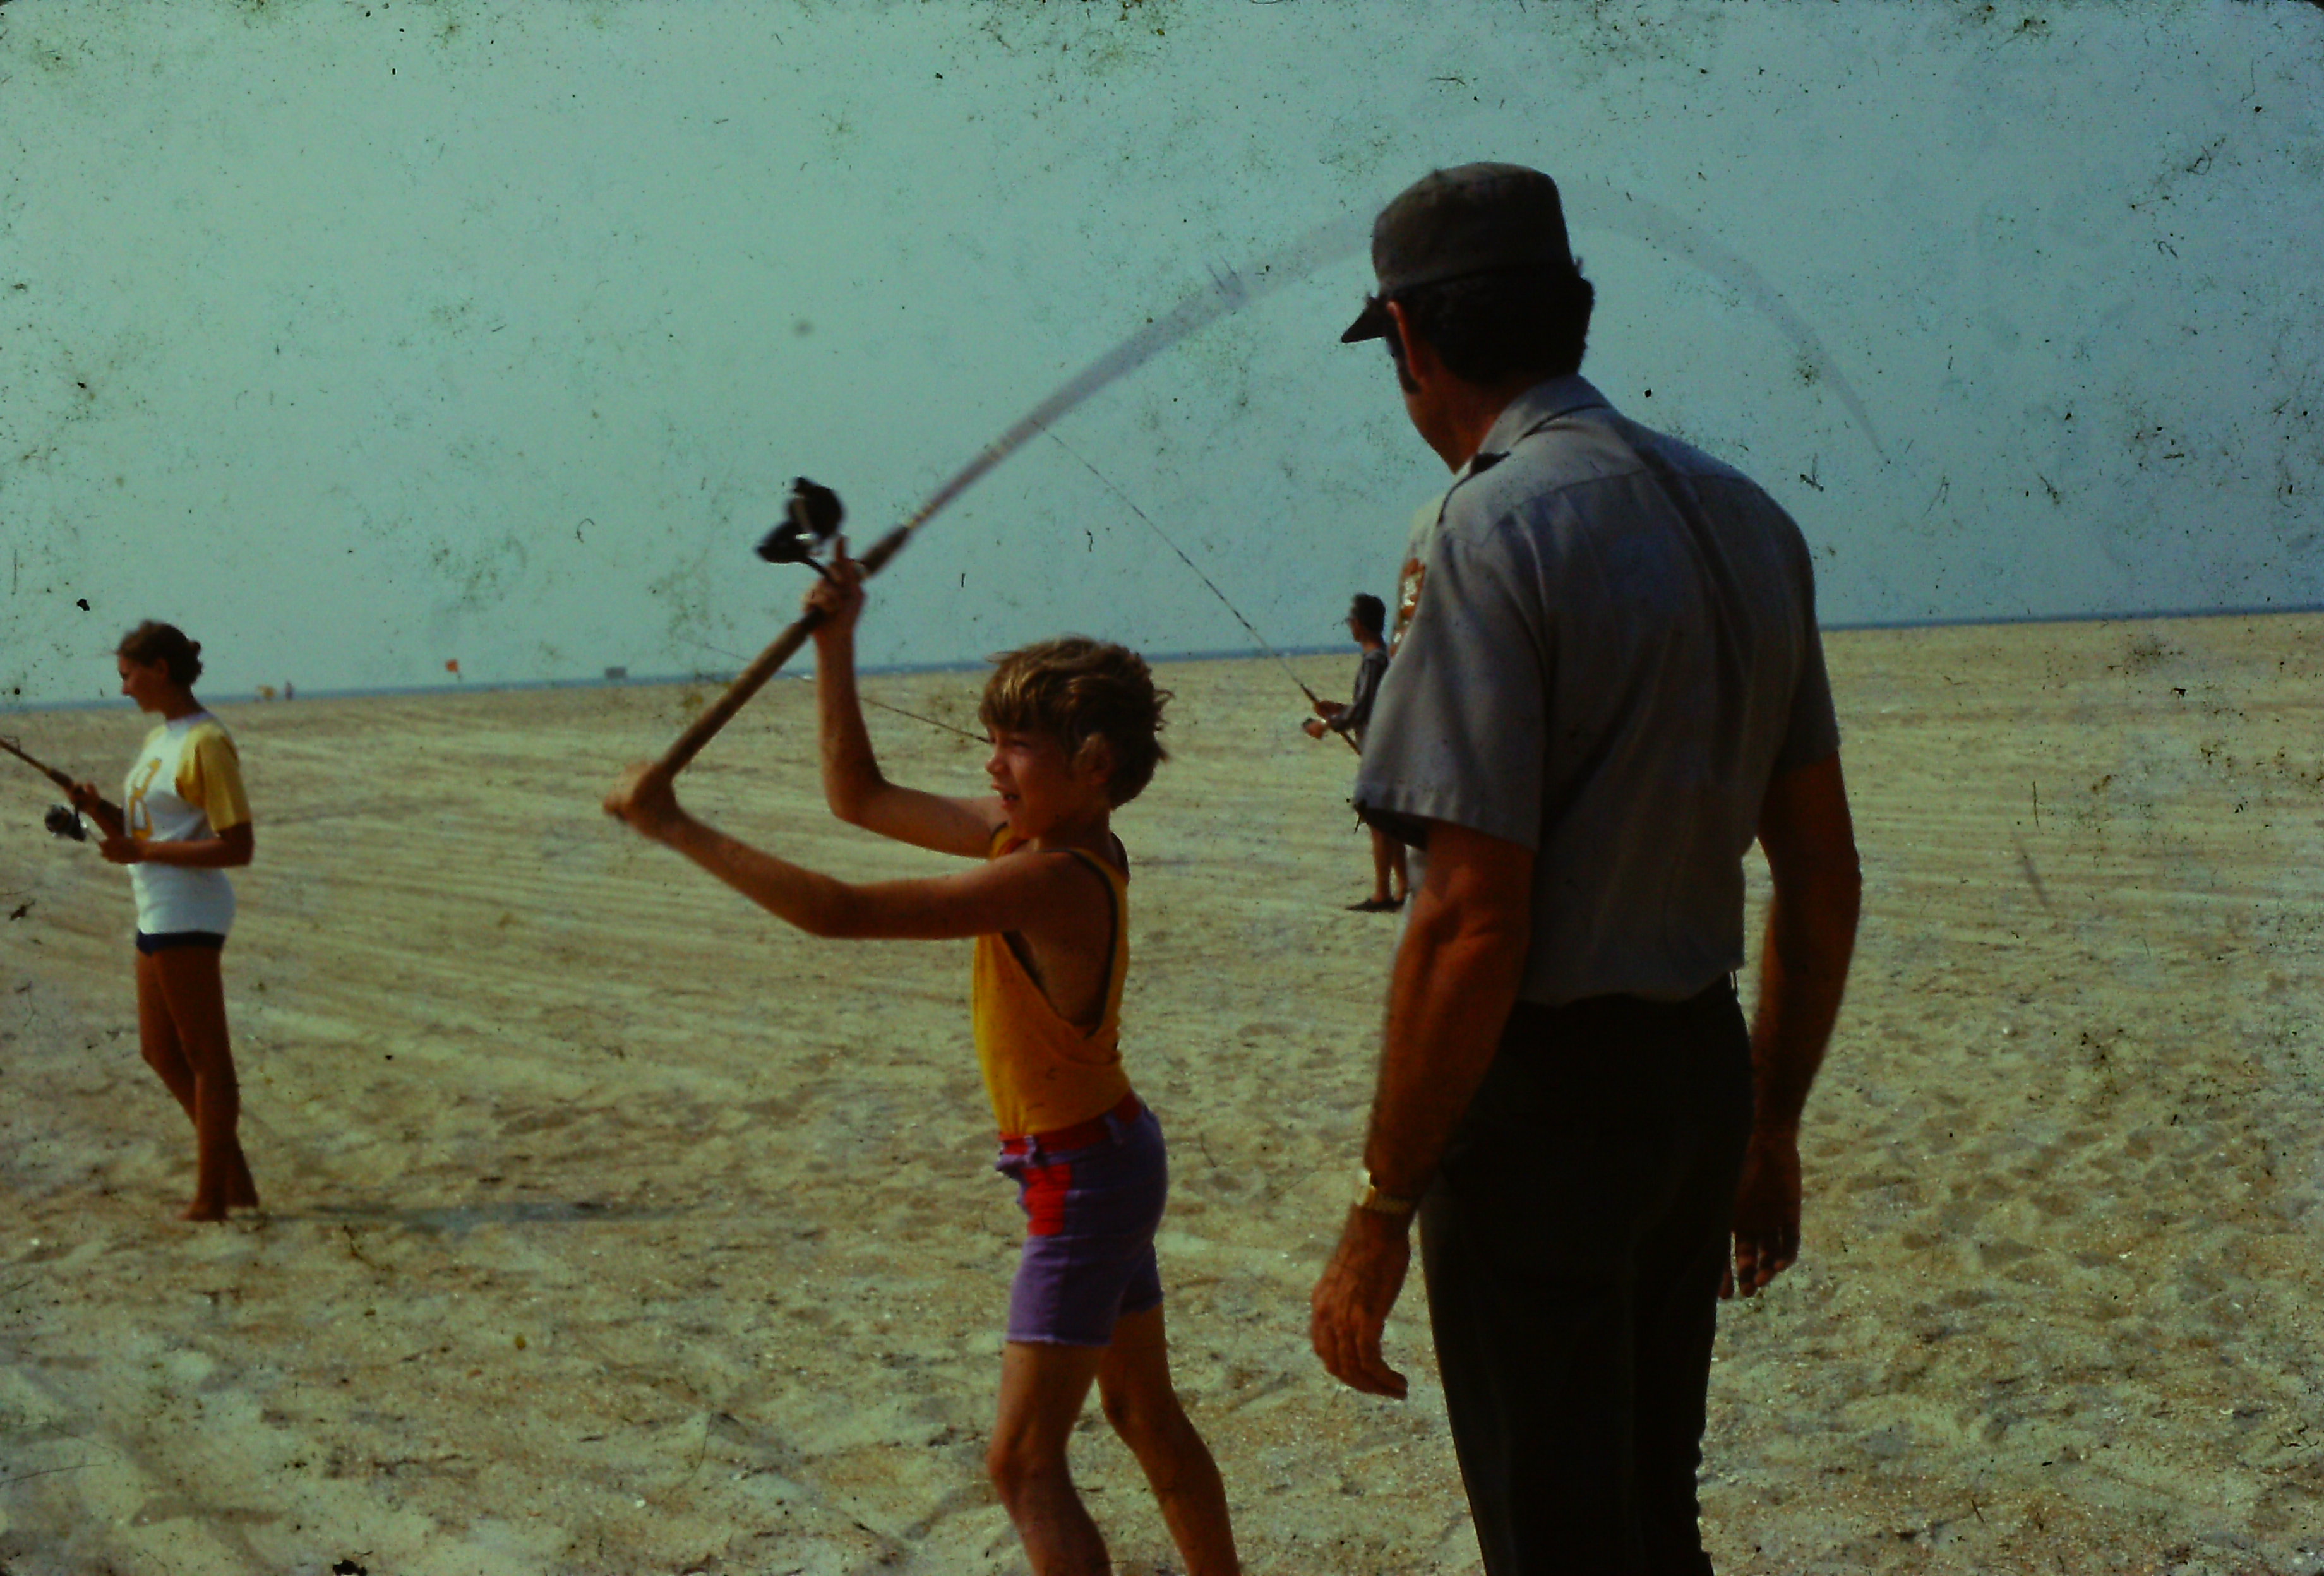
top-left (991, 1340), bottom-right (1111, 1575)
top-left (1097, 1306), bottom-right (1240, 1575)
top-left (134, 950), bottom-right (198, 1123)
top-left (152, 948), bottom-right (258, 1220)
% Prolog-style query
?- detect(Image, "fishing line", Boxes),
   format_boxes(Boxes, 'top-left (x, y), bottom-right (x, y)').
top-left (1043, 431), bottom-right (1327, 710)
top-left (862, 696), bottom-right (981, 743)
top-left (887, 213), bottom-right (1372, 551)
top-left (655, 212), bottom-right (1372, 775)
top-left (681, 640), bottom-right (983, 743)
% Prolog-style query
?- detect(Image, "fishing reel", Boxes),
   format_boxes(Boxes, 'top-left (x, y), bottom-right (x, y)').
top-left (753, 477), bottom-right (847, 581)
top-left (45, 804), bottom-right (86, 842)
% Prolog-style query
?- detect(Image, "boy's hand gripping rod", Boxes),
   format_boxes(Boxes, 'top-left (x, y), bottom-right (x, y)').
top-left (653, 213), bottom-right (1369, 775)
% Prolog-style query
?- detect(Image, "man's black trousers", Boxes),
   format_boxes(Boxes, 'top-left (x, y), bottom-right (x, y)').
top-left (1419, 981), bottom-right (1755, 1576)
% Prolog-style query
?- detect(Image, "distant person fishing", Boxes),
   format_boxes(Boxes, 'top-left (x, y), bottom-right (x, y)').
top-left (63, 622), bottom-right (260, 1222)
top-left (1303, 592), bottom-right (1408, 912)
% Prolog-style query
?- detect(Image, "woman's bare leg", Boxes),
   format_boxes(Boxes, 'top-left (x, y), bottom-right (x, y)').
top-left (133, 950), bottom-right (198, 1122)
top-left (151, 946), bottom-right (256, 1220)
top-left (1369, 827), bottom-right (1409, 906)
top-left (990, 1340), bottom-right (1111, 1574)
top-left (1098, 1306), bottom-right (1240, 1575)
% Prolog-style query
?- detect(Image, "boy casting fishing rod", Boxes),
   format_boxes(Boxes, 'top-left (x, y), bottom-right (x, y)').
top-left (605, 548), bottom-right (1240, 1576)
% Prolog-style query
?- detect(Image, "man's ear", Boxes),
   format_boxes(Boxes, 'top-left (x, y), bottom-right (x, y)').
top-left (1384, 299), bottom-right (1446, 389)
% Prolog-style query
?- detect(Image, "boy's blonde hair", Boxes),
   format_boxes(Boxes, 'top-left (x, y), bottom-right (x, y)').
top-left (980, 638), bottom-right (1171, 806)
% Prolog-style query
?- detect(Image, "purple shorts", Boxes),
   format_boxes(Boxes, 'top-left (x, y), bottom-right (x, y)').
top-left (994, 1103), bottom-right (1168, 1347)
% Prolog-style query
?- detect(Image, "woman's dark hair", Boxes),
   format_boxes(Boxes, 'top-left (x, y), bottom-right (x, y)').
top-left (1350, 593), bottom-right (1387, 637)
top-left (117, 621), bottom-right (203, 686)
top-left (1385, 263), bottom-right (1596, 388)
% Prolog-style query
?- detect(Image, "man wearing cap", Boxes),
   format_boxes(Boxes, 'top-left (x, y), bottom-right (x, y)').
top-left (1307, 163), bottom-right (1862, 1573)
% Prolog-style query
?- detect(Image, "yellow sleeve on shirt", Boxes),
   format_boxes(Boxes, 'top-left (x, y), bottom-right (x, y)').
top-left (177, 725), bottom-right (253, 832)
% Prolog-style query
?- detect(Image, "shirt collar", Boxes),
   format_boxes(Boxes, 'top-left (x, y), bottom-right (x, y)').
top-left (1459, 374), bottom-right (1614, 479)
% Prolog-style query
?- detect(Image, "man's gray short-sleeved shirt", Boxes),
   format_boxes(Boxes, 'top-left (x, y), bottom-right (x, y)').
top-left (1354, 376), bottom-right (1840, 1007)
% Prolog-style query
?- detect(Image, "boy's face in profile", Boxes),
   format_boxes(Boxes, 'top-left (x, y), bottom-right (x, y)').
top-left (985, 725), bottom-right (1115, 838)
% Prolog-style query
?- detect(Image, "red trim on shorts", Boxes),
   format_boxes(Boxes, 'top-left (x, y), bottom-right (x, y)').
top-left (1021, 1161), bottom-right (1075, 1237)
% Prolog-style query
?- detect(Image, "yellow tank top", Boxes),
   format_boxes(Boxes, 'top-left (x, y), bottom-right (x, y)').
top-left (971, 833), bottom-right (1133, 1137)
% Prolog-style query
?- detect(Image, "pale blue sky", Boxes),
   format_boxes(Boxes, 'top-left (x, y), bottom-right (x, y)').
top-left (4, 1), bottom-right (2319, 707)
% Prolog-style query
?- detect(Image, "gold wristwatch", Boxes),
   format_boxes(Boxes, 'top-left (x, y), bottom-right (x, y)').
top-left (1354, 1171), bottom-right (1418, 1219)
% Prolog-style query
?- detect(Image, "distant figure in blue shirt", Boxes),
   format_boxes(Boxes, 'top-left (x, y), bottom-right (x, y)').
top-left (1303, 592), bottom-right (1406, 911)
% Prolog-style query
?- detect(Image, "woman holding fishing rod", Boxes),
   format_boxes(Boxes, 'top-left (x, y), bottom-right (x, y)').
top-left (64, 621), bottom-right (260, 1222)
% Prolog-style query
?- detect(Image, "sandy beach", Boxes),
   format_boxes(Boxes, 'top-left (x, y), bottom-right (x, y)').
top-left (3, 615), bottom-right (2321, 1575)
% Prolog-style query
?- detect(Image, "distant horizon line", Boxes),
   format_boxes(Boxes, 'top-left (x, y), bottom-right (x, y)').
top-left (6, 601), bottom-right (2321, 715)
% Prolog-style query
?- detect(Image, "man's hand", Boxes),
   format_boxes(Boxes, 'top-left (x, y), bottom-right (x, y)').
top-left (604, 761), bottom-right (687, 841)
top-left (804, 539), bottom-right (866, 642)
top-left (1309, 1207), bottom-right (1413, 1399)
top-left (1730, 751), bottom-right (1859, 1301)
top-left (68, 780), bottom-right (103, 815)
top-left (1723, 1125), bottom-right (1802, 1298)
top-left (1312, 820), bottom-right (1531, 1397)
top-left (97, 833), bottom-right (143, 866)
top-left (1312, 698), bottom-right (1345, 719)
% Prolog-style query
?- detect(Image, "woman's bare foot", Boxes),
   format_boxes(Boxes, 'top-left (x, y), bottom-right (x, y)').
top-left (226, 1149), bottom-right (260, 1210)
top-left (185, 1155), bottom-right (257, 1221)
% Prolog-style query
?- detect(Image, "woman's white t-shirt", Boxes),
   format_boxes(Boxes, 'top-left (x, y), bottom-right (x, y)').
top-left (121, 712), bottom-right (251, 936)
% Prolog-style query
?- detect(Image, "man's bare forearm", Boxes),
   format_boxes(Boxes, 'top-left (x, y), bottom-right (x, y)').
top-left (1749, 867), bottom-right (1860, 1131)
top-left (1362, 881), bottom-right (1530, 1198)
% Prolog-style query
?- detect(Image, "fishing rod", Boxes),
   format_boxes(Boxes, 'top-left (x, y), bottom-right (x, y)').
top-left (1045, 431), bottom-right (1360, 755)
top-left (1, 734), bottom-right (73, 792)
top-left (681, 638), bottom-right (985, 744)
top-left (650, 212), bottom-right (1371, 775)
top-left (2, 734), bottom-right (100, 842)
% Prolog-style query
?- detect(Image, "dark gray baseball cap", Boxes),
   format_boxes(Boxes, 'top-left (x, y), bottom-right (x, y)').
top-left (1341, 162), bottom-right (1577, 343)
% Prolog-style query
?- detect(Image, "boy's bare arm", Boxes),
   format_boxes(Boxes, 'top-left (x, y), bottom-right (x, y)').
top-left (606, 761), bottom-right (1103, 943)
top-left (810, 544), bottom-right (1001, 857)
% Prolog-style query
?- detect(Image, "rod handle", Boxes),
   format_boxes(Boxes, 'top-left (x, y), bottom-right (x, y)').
top-left (654, 523), bottom-right (914, 775)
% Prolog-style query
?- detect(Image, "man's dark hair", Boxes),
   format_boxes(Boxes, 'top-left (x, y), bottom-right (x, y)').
top-left (1350, 594), bottom-right (1387, 638)
top-left (1384, 263), bottom-right (1595, 390)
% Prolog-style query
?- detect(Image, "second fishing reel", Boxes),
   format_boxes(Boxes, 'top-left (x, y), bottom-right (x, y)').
top-left (754, 477), bottom-right (848, 582)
